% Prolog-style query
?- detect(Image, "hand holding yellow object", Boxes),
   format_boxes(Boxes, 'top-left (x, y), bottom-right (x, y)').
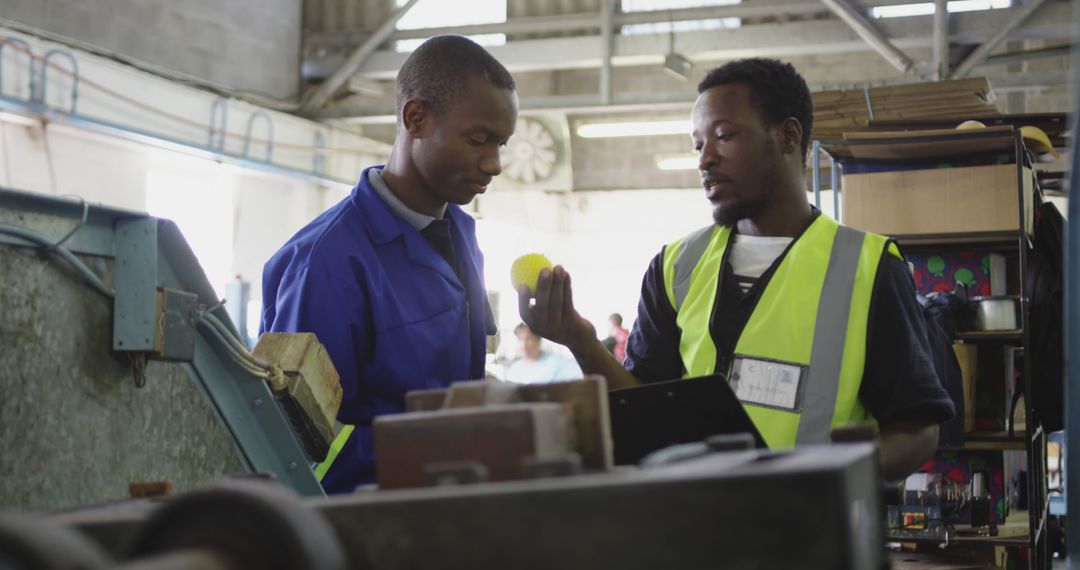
top-left (510, 253), bottom-right (553, 296)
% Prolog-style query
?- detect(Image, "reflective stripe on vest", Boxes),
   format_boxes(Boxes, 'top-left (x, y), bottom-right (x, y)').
top-left (314, 424), bottom-right (354, 480)
top-left (795, 225), bottom-right (865, 444)
top-left (662, 215), bottom-right (896, 448)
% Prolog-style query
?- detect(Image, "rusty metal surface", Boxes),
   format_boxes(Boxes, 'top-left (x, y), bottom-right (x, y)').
top-left (0, 246), bottom-right (247, 511)
top-left (443, 380), bottom-right (523, 408)
top-left (401, 377), bottom-right (613, 471)
top-left (403, 388), bottom-right (448, 412)
top-left (519, 375), bottom-right (612, 470)
top-left (325, 443), bottom-right (885, 570)
top-left (55, 444), bottom-right (886, 569)
top-left (374, 403), bottom-right (574, 489)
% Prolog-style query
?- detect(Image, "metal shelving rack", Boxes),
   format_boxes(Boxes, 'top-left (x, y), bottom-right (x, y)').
top-left (814, 128), bottom-right (1049, 569)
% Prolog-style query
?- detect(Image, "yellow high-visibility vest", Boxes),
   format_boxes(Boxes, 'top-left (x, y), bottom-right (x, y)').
top-left (661, 214), bottom-right (900, 448)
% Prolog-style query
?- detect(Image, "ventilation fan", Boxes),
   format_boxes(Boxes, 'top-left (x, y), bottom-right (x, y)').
top-left (501, 117), bottom-right (559, 184)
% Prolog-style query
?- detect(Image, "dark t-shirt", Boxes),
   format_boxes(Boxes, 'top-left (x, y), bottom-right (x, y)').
top-left (625, 224), bottom-right (955, 428)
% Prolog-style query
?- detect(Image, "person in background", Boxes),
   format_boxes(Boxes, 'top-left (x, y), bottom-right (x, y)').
top-left (606, 313), bottom-right (630, 364)
top-left (517, 58), bottom-right (954, 481)
top-left (505, 323), bottom-right (583, 384)
top-left (260, 36), bottom-right (517, 493)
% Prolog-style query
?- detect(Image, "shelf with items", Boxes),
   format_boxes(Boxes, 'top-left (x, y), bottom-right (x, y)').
top-left (886, 508), bottom-right (1033, 548)
top-left (893, 230), bottom-right (1024, 249)
top-left (815, 127), bottom-right (1049, 569)
top-left (941, 431), bottom-right (1027, 452)
top-left (955, 331), bottom-right (1024, 344)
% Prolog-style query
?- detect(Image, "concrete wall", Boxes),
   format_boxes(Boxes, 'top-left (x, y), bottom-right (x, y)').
top-left (0, 0), bottom-right (303, 99)
top-left (0, 246), bottom-right (247, 511)
top-left (0, 116), bottom-right (345, 307)
top-left (0, 26), bottom-right (383, 184)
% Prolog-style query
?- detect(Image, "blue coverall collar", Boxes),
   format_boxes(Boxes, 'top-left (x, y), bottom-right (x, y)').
top-left (350, 165), bottom-right (473, 290)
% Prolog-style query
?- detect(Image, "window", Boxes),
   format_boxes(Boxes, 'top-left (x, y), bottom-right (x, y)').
top-left (394, 0), bottom-right (507, 52)
top-left (145, 170), bottom-right (234, 299)
top-left (620, 0), bottom-right (742, 36)
top-left (870, 0), bottom-right (1011, 19)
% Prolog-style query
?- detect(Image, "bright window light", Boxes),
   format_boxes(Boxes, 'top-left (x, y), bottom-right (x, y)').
top-left (947, 0), bottom-right (1012, 12)
top-left (577, 119), bottom-right (691, 138)
top-left (870, 0), bottom-right (1011, 19)
top-left (621, 0), bottom-right (742, 35)
top-left (656, 154), bottom-right (698, 170)
top-left (145, 170), bottom-right (234, 299)
top-left (394, 0), bottom-right (506, 52)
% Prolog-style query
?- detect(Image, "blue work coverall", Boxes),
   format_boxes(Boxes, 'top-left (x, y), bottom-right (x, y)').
top-left (260, 166), bottom-right (494, 493)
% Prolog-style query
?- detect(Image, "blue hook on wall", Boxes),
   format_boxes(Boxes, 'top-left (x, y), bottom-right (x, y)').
top-left (0, 37), bottom-right (35, 102)
top-left (313, 131), bottom-right (326, 175)
top-left (208, 97), bottom-right (228, 152)
top-left (242, 111), bottom-right (274, 162)
top-left (36, 49), bottom-right (80, 113)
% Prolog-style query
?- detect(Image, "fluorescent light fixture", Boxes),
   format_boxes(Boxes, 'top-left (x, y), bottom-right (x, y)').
top-left (655, 154), bottom-right (698, 171)
top-left (577, 120), bottom-right (691, 138)
top-left (870, 0), bottom-right (1010, 19)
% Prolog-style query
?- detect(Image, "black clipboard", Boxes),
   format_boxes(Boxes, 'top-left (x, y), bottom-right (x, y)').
top-left (607, 374), bottom-right (766, 465)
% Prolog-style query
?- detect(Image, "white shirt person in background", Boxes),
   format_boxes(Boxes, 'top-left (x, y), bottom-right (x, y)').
top-left (505, 323), bottom-right (583, 384)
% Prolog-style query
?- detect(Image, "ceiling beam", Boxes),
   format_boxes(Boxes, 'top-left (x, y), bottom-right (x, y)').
top-left (819, 0), bottom-right (914, 72)
top-left (979, 43), bottom-right (1073, 67)
top-left (317, 69), bottom-right (1068, 124)
top-left (300, 0), bottom-right (421, 114)
top-left (933, 0), bottom-right (948, 80)
top-left (950, 0), bottom-right (1049, 79)
top-left (304, 4), bottom-right (1071, 81)
top-left (600, 0), bottom-right (616, 105)
top-left (306, 0), bottom-right (992, 52)
top-left (305, 1), bottom-right (837, 50)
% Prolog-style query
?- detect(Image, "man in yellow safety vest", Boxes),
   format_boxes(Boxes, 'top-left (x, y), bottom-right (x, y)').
top-left (518, 58), bottom-right (954, 480)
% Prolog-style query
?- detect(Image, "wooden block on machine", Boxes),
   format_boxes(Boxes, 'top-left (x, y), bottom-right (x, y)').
top-left (518, 375), bottom-right (613, 471)
top-left (374, 403), bottom-right (575, 490)
top-left (252, 332), bottom-right (343, 461)
top-left (396, 376), bottom-right (614, 474)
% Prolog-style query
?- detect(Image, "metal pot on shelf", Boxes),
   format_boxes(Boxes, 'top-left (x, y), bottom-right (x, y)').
top-left (970, 296), bottom-right (1023, 331)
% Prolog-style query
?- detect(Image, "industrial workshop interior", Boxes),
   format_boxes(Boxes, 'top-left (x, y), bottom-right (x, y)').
top-left (1, 0), bottom-right (1079, 568)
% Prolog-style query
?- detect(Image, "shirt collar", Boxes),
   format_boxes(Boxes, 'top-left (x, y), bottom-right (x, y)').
top-left (367, 167), bottom-right (443, 230)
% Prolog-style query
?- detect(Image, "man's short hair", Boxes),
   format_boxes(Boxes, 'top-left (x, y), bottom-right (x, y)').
top-left (514, 323), bottom-right (532, 336)
top-left (396, 35), bottom-right (516, 118)
top-left (609, 313), bottom-right (623, 326)
top-left (697, 58), bottom-right (813, 163)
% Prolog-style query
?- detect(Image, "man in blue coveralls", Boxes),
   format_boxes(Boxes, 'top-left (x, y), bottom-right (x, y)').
top-left (260, 35), bottom-right (518, 493)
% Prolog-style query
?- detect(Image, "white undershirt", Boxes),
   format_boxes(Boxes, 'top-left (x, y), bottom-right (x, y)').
top-left (728, 234), bottom-right (793, 293)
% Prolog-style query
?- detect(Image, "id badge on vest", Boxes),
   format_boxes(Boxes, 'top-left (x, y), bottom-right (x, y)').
top-left (728, 355), bottom-right (808, 412)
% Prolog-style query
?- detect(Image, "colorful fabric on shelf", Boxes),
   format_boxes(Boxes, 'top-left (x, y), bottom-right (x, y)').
top-left (919, 450), bottom-right (1007, 525)
top-left (909, 252), bottom-right (993, 296)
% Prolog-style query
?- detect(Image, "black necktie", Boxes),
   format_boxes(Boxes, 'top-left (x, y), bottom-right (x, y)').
top-left (420, 219), bottom-right (461, 280)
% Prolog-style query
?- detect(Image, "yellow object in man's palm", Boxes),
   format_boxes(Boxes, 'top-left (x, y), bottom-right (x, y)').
top-left (510, 253), bottom-right (553, 295)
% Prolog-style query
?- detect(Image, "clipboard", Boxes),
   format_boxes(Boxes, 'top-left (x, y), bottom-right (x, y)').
top-left (607, 374), bottom-right (766, 465)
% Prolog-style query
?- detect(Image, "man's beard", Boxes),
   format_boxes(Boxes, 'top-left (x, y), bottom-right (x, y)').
top-left (711, 189), bottom-right (770, 227)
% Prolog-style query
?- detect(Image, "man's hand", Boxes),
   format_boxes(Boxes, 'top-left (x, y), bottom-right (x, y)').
top-left (517, 266), bottom-right (642, 389)
top-left (518, 266), bottom-right (596, 352)
top-left (877, 419), bottom-right (939, 481)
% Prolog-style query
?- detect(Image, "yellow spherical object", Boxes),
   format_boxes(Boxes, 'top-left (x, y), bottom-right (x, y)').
top-left (510, 253), bottom-right (553, 295)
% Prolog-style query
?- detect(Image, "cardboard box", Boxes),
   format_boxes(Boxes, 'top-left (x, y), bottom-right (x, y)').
top-left (841, 164), bottom-right (1032, 237)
